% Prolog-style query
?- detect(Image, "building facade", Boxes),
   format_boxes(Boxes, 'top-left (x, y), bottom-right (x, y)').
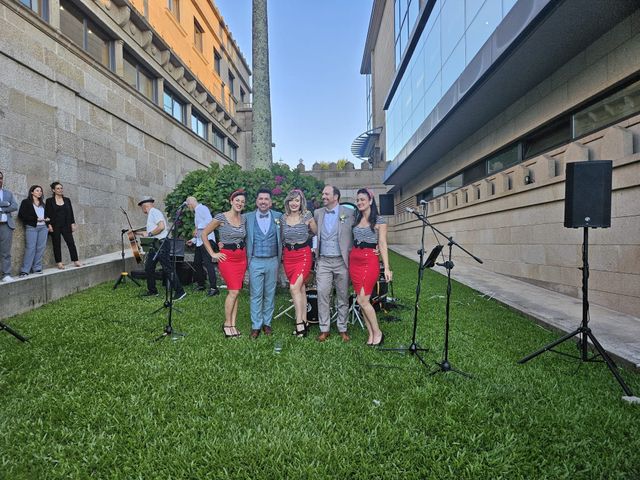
top-left (0, 0), bottom-right (252, 269)
top-left (361, 0), bottom-right (640, 316)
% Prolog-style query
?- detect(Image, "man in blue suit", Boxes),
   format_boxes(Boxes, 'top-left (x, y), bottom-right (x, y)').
top-left (245, 188), bottom-right (283, 338)
top-left (0, 171), bottom-right (19, 282)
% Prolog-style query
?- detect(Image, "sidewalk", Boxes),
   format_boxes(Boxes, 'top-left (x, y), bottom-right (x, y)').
top-left (390, 244), bottom-right (640, 369)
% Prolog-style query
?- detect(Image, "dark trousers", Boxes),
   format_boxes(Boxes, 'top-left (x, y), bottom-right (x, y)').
top-left (51, 228), bottom-right (78, 263)
top-left (194, 240), bottom-right (217, 289)
top-left (144, 240), bottom-right (184, 295)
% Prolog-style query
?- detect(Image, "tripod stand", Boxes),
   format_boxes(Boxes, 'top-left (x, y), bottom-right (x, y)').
top-left (114, 229), bottom-right (140, 289)
top-left (519, 228), bottom-right (635, 397)
top-left (149, 207), bottom-right (186, 342)
top-left (380, 206), bottom-right (440, 370)
top-left (0, 321), bottom-right (28, 342)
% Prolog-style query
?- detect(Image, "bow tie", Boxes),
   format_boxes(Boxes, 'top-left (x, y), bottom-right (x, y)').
top-left (325, 210), bottom-right (336, 215)
top-left (259, 213), bottom-right (269, 218)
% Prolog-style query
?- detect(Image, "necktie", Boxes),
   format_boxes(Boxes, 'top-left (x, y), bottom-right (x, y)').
top-left (259, 213), bottom-right (269, 218)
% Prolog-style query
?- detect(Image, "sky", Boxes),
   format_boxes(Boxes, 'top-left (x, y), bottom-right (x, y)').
top-left (215, 0), bottom-right (373, 170)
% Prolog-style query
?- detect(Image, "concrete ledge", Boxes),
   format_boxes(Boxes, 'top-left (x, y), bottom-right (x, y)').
top-left (0, 252), bottom-right (138, 321)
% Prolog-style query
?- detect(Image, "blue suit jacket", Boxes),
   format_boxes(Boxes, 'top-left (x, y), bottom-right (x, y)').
top-left (0, 189), bottom-right (19, 229)
top-left (245, 209), bottom-right (283, 266)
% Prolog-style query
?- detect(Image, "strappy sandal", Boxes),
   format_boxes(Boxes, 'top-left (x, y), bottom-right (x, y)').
top-left (292, 321), bottom-right (308, 338)
top-left (223, 325), bottom-right (238, 338)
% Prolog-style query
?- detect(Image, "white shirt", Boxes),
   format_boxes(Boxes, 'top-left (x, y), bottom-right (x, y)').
top-left (146, 207), bottom-right (168, 239)
top-left (192, 203), bottom-right (215, 247)
top-left (34, 204), bottom-right (45, 225)
top-left (0, 189), bottom-right (6, 223)
top-left (256, 210), bottom-right (271, 235)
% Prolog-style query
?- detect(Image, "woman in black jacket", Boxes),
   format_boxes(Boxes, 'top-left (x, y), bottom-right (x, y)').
top-left (18, 185), bottom-right (49, 276)
top-left (45, 182), bottom-right (81, 269)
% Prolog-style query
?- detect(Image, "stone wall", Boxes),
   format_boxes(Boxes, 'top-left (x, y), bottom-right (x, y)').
top-left (298, 161), bottom-right (391, 205)
top-left (0, 2), bottom-right (234, 274)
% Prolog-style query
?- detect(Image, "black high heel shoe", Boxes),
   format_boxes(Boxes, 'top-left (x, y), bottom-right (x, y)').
top-left (371, 333), bottom-right (385, 347)
top-left (292, 321), bottom-right (308, 337)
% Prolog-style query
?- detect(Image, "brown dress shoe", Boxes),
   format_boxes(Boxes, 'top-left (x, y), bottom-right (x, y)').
top-left (262, 325), bottom-right (272, 336)
top-left (317, 332), bottom-right (330, 342)
top-left (339, 332), bottom-right (350, 342)
top-left (250, 329), bottom-right (260, 339)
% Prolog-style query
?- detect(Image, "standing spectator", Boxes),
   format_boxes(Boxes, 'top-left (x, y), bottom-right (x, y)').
top-left (186, 196), bottom-right (219, 296)
top-left (245, 188), bottom-right (283, 339)
top-left (45, 181), bottom-right (81, 270)
top-left (314, 185), bottom-right (356, 342)
top-left (18, 185), bottom-right (49, 276)
top-left (0, 171), bottom-right (19, 282)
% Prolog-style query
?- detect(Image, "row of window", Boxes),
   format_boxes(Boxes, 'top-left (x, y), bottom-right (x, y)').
top-left (417, 76), bottom-right (640, 202)
top-left (50, 0), bottom-right (240, 160)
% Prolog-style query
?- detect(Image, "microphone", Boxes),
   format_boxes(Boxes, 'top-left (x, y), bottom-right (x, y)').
top-left (405, 207), bottom-right (415, 214)
top-left (178, 201), bottom-right (188, 208)
top-left (419, 199), bottom-right (428, 205)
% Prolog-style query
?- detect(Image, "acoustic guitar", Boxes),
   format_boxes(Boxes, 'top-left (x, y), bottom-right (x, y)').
top-left (120, 207), bottom-right (144, 264)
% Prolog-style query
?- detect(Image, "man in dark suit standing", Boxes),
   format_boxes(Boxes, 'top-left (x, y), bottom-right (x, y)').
top-left (0, 171), bottom-right (18, 282)
top-left (314, 185), bottom-right (355, 342)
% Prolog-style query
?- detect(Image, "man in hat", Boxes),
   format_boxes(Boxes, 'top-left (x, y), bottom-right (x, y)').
top-left (0, 171), bottom-right (18, 282)
top-left (138, 196), bottom-right (186, 300)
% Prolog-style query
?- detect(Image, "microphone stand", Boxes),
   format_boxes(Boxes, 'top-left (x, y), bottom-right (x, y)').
top-left (0, 321), bottom-right (28, 342)
top-left (380, 205), bottom-right (439, 371)
top-left (411, 208), bottom-right (483, 378)
top-left (113, 229), bottom-right (140, 289)
top-left (151, 205), bottom-right (186, 341)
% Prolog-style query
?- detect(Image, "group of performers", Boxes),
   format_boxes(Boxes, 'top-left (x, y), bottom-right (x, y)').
top-left (136, 184), bottom-right (392, 346)
top-left (0, 172), bottom-right (82, 283)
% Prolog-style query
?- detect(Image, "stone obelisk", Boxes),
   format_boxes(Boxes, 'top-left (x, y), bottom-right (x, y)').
top-left (251, 0), bottom-right (273, 169)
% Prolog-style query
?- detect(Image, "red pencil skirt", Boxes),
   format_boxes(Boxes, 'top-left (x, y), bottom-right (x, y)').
top-left (217, 247), bottom-right (247, 290)
top-left (349, 247), bottom-right (379, 296)
top-left (283, 246), bottom-right (312, 284)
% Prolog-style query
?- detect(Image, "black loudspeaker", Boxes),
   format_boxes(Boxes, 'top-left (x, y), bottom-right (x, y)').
top-left (564, 160), bottom-right (612, 228)
top-left (379, 194), bottom-right (394, 215)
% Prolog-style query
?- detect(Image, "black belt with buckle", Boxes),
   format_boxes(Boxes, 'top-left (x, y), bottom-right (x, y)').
top-left (220, 241), bottom-right (245, 251)
top-left (354, 240), bottom-right (377, 249)
top-left (284, 240), bottom-right (311, 251)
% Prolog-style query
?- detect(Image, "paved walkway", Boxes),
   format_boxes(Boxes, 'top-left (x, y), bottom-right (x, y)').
top-left (390, 244), bottom-right (640, 369)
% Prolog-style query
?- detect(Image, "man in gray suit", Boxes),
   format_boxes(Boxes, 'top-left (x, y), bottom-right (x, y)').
top-left (314, 185), bottom-right (355, 342)
top-left (0, 171), bottom-right (18, 282)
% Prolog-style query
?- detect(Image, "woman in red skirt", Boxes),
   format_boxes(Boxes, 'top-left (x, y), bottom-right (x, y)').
top-left (281, 189), bottom-right (317, 337)
top-left (349, 188), bottom-right (393, 346)
top-left (202, 189), bottom-right (247, 337)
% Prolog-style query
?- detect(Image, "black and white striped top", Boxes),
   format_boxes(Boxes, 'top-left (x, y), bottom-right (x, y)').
top-left (353, 217), bottom-right (386, 245)
top-left (214, 212), bottom-right (246, 244)
top-left (282, 211), bottom-right (312, 244)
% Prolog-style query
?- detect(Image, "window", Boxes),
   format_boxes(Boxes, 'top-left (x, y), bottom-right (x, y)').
top-left (228, 143), bottom-right (238, 162)
top-left (228, 71), bottom-right (235, 96)
top-left (163, 89), bottom-right (184, 123)
top-left (20, 0), bottom-right (48, 20)
top-left (191, 112), bottom-right (207, 140)
top-left (394, 0), bottom-right (419, 67)
top-left (167, 0), bottom-right (180, 20)
top-left (214, 49), bottom-right (221, 75)
top-left (213, 128), bottom-right (225, 152)
top-left (573, 78), bottom-right (640, 138)
top-left (240, 88), bottom-right (246, 104)
top-left (523, 118), bottom-right (570, 159)
top-left (123, 53), bottom-right (155, 102)
top-left (194, 19), bottom-right (204, 52)
top-left (487, 145), bottom-right (520, 175)
top-left (60, 0), bottom-right (112, 69)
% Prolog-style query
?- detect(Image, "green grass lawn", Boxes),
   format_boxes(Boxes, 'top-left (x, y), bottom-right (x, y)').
top-left (1, 252), bottom-right (639, 479)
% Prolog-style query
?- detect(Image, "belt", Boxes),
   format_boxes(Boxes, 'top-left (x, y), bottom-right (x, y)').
top-left (284, 240), bottom-right (311, 251)
top-left (220, 241), bottom-right (245, 251)
top-left (354, 240), bottom-right (377, 249)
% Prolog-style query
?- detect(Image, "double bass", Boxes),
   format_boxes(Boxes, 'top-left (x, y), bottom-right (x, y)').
top-left (120, 207), bottom-right (144, 263)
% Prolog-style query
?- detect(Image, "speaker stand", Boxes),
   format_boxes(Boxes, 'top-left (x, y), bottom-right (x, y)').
top-left (519, 228), bottom-right (635, 398)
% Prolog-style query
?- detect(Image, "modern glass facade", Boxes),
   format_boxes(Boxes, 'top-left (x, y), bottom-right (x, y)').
top-left (386, 0), bottom-right (517, 162)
